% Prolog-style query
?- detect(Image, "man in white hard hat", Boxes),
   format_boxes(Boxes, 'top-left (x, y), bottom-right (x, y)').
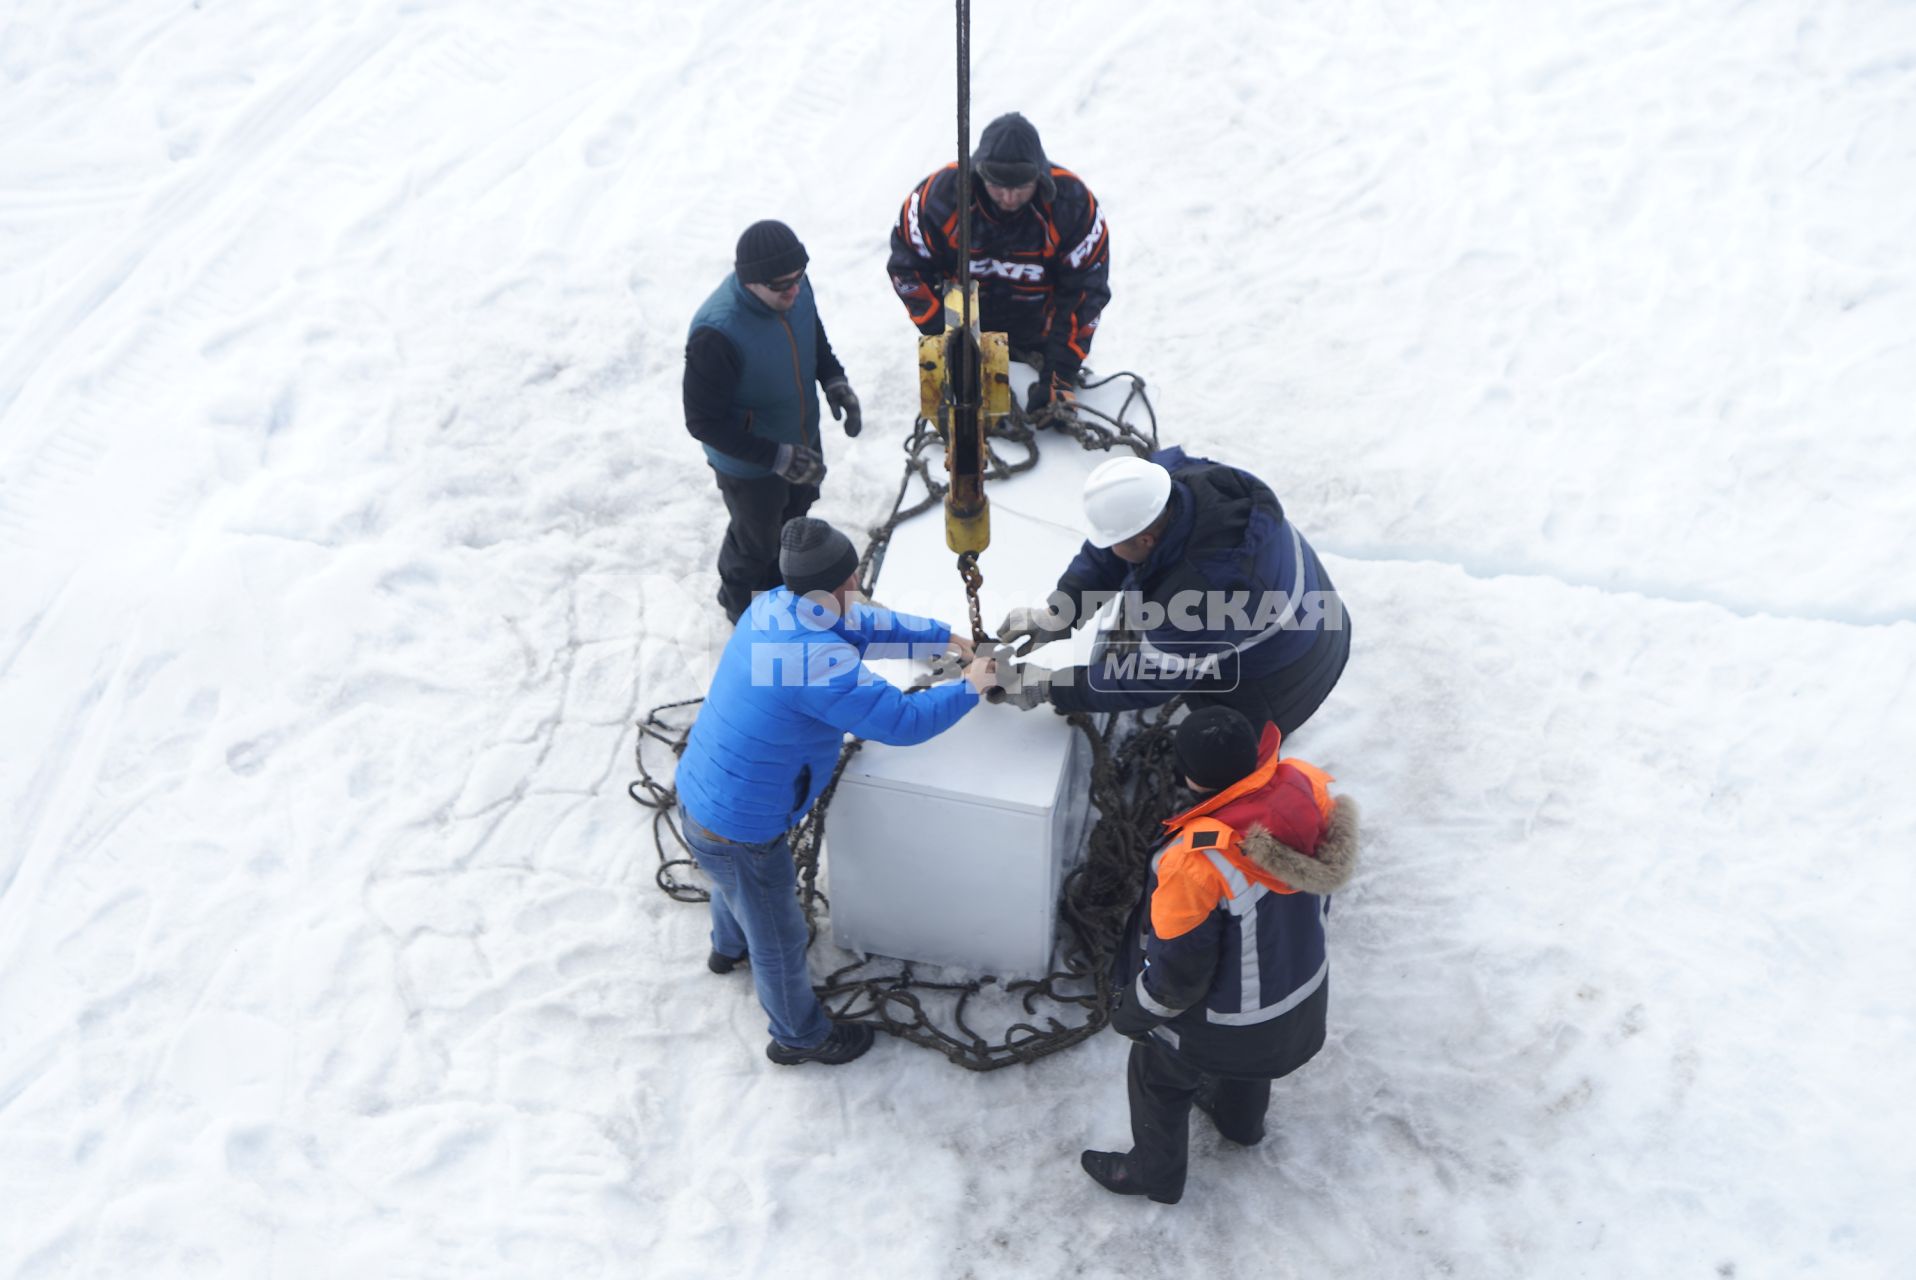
top-left (995, 449), bottom-right (1349, 736)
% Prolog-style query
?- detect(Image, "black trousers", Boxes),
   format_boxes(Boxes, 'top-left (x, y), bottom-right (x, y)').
top-left (1127, 1036), bottom-right (1272, 1196)
top-left (712, 469), bottom-right (819, 623)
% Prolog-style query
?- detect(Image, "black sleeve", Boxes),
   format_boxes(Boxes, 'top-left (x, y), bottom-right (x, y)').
top-left (1043, 184), bottom-right (1112, 377)
top-left (1055, 543), bottom-right (1127, 610)
top-left (815, 313), bottom-right (846, 386)
top-left (683, 326), bottom-right (779, 469)
top-left (1143, 909), bottom-right (1224, 1013)
top-left (887, 169), bottom-right (956, 335)
top-left (1111, 909), bottom-right (1224, 1036)
top-left (1047, 664), bottom-right (1177, 715)
top-left (1044, 546), bottom-right (1128, 646)
top-left (1109, 983), bottom-right (1162, 1038)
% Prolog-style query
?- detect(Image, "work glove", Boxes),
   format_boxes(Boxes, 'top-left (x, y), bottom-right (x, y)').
top-left (997, 604), bottom-right (1071, 657)
top-left (773, 443), bottom-right (827, 486)
top-left (824, 378), bottom-right (862, 438)
top-left (1000, 662), bottom-right (1053, 711)
top-left (1024, 367), bottom-right (1076, 417)
top-left (1109, 988), bottom-right (1165, 1042)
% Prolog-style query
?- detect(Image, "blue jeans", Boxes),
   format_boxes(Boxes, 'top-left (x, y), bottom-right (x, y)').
top-left (678, 806), bottom-right (830, 1049)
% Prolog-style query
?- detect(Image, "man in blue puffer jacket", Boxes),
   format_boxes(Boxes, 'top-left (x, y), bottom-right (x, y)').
top-left (674, 517), bottom-right (996, 1066)
top-left (997, 448), bottom-right (1351, 737)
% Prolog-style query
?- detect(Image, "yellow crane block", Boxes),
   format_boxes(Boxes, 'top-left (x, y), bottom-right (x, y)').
top-left (917, 285), bottom-right (1011, 424)
top-left (917, 283), bottom-right (1009, 558)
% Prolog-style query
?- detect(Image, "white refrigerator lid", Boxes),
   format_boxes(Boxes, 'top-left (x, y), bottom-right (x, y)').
top-left (838, 683), bottom-right (1077, 814)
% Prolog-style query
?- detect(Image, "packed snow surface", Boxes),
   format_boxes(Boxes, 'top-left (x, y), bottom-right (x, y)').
top-left (3, 1), bottom-right (1913, 1277)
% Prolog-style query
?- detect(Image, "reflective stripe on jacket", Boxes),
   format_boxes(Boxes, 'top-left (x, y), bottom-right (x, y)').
top-left (1112, 723), bottom-right (1360, 1079)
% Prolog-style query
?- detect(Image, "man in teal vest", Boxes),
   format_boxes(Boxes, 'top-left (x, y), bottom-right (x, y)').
top-left (686, 220), bottom-right (864, 623)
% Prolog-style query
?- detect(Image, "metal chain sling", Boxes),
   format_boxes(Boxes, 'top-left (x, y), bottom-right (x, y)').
top-left (629, 386), bottom-right (1177, 1070)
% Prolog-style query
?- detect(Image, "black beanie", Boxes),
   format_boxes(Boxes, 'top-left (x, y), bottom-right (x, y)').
top-left (735, 220), bottom-right (809, 285)
top-left (971, 112), bottom-right (1056, 200)
top-left (779, 517), bottom-right (859, 596)
top-left (1175, 706), bottom-right (1263, 791)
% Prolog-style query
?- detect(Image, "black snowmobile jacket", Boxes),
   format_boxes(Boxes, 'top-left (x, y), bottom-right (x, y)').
top-left (886, 164), bottom-right (1111, 380)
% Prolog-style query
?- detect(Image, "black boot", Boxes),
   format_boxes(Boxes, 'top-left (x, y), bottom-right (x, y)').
top-left (1079, 1150), bottom-right (1181, 1204)
top-left (1194, 1077), bottom-right (1268, 1146)
top-left (765, 1021), bottom-right (876, 1066)
top-left (707, 947), bottom-right (749, 974)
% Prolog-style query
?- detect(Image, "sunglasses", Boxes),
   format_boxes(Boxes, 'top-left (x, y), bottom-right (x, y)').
top-left (764, 271), bottom-right (805, 292)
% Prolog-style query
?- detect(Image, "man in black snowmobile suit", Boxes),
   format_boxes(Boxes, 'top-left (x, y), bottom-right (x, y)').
top-left (887, 112), bottom-right (1111, 416)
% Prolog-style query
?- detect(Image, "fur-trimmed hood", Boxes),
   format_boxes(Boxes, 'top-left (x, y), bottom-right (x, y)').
top-left (1239, 797), bottom-right (1359, 896)
top-left (1161, 723), bottom-right (1360, 897)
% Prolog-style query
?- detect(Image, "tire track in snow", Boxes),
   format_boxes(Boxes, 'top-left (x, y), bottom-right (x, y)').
top-left (0, 16), bottom-right (537, 995)
top-left (1322, 540), bottom-right (1916, 629)
top-left (0, 615), bottom-right (141, 979)
top-left (0, 19), bottom-right (402, 433)
top-left (0, 1034), bottom-right (61, 1123)
top-left (0, 182), bottom-right (147, 212)
top-left (0, 20), bottom-right (519, 553)
top-left (0, 19), bottom-right (404, 565)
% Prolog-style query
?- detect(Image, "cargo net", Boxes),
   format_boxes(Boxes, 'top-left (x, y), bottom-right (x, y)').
top-left (628, 376), bottom-right (1185, 1070)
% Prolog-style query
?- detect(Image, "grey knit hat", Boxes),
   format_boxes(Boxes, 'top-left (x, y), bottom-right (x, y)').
top-left (735, 220), bottom-right (809, 285)
top-left (779, 517), bottom-right (859, 596)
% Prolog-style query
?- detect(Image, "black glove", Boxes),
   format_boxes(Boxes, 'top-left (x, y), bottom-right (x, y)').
top-left (996, 604), bottom-right (1071, 657)
top-left (1001, 662), bottom-right (1053, 711)
top-left (1109, 991), bottom-right (1163, 1042)
top-left (773, 443), bottom-right (826, 486)
top-left (824, 378), bottom-right (862, 438)
top-left (1024, 368), bottom-right (1076, 416)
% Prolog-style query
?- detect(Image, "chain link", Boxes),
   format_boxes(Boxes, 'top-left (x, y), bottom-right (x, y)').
top-left (955, 550), bottom-right (988, 646)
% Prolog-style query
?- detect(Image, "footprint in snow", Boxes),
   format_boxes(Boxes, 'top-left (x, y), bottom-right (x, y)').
top-left (226, 732), bottom-right (282, 777)
top-left (584, 112), bottom-right (635, 168)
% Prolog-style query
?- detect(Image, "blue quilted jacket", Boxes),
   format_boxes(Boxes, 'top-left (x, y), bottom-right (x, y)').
top-left (675, 588), bottom-right (979, 842)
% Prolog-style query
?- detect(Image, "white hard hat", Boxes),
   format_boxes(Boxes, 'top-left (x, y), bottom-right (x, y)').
top-left (1082, 456), bottom-right (1173, 548)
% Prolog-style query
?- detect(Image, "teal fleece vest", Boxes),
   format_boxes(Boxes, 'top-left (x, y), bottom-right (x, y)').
top-left (688, 275), bottom-right (822, 478)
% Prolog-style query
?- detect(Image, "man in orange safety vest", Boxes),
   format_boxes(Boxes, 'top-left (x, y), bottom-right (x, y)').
top-left (1082, 705), bottom-right (1361, 1204)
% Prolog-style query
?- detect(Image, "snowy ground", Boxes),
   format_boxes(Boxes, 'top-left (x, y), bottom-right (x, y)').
top-left (3, 1), bottom-right (1914, 1276)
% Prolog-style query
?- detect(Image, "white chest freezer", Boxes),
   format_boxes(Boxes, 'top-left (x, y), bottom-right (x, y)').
top-left (824, 701), bottom-right (1094, 978)
top-left (825, 370), bottom-right (1143, 978)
